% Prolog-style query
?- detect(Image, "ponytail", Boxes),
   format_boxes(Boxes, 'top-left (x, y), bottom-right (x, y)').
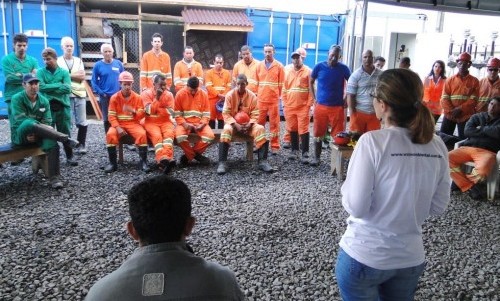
top-left (408, 102), bottom-right (435, 144)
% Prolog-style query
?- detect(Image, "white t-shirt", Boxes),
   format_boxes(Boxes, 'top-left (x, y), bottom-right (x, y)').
top-left (339, 126), bottom-right (451, 270)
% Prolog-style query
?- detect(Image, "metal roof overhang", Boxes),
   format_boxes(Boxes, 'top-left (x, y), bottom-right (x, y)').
top-left (182, 8), bottom-right (254, 32)
top-left (366, 0), bottom-right (500, 16)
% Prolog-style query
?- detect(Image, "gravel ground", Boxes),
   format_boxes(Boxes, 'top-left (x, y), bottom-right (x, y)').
top-left (0, 118), bottom-right (499, 301)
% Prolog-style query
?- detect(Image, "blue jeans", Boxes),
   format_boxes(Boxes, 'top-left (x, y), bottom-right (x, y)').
top-left (70, 97), bottom-right (88, 127)
top-left (98, 95), bottom-right (110, 122)
top-left (334, 248), bottom-right (426, 301)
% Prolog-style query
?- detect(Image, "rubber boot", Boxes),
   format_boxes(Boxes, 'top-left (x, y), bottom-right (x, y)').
top-left (288, 131), bottom-right (299, 160)
top-left (104, 146), bottom-right (117, 173)
top-left (209, 120), bottom-right (216, 129)
top-left (160, 158), bottom-right (176, 175)
top-left (300, 133), bottom-right (310, 165)
top-left (103, 121), bottom-right (111, 135)
top-left (257, 141), bottom-right (273, 173)
top-left (76, 125), bottom-right (88, 154)
top-left (138, 146), bottom-right (151, 173)
top-left (309, 140), bottom-right (322, 167)
top-left (217, 142), bottom-right (230, 175)
top-left (217, 119), bottom-right (225, 129)
top-left (47, 145), bottom-right (63, 189)
top-left (63, 143), bottom-right (78, 166)
top-left (32, 123), bottom-right (78, 147)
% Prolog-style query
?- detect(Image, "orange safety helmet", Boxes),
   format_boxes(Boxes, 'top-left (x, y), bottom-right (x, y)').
top-left (487, 57), bottom-right (500, 68)
top-left (118, 71), bottom-right (134, 82)
top-left (456, 52), bottom-right (472, 62)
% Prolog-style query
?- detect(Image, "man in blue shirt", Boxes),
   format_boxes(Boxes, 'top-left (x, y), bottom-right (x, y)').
top-left (309, 45), bottom-right (351, 166)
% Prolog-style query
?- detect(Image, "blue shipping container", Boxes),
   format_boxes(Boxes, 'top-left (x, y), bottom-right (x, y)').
top-left (0, 0), bottom-right (77, 118)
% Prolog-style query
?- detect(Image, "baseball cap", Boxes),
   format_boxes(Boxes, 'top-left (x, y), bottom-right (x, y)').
top-left (291, 52), bottom-right (301, 59)
top-left (23, 74), bottom-right (39, 83)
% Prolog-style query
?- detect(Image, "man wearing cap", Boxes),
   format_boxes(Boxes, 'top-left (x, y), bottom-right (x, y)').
top-left (37, 47), bottom-right (78, 167)
top-left (91, 43), bottom-right (124, 135)
top-left (255, 43), bottom-right (285, 154)
top-left (174, 76), bottom-right (214, 166)
top-left (104, 71), bottom-right (149, 173)
top-left (173, 46), bottom-right (204, 93)
top-left (10, 74), bottom-right (78, 189)
top-left (440, 52), bottom-right (479, 140)
top-left (476, 57), bottom-right (500, 113)
top-left (282, 50), bottom-right (313, 164)
top-left (310, 45), bottom-right (351, 166)
top-left (346, 49), bottom-right (382, 135)
top-left (205, 54), bottom-right (231, 129)
top-left (232, 45), bottom-right (259, 94)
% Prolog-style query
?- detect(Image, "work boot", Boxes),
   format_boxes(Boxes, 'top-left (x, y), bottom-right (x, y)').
top-left (288, 131), bottom-right (299, 160)
top-left (209, 120), bottom-right (216, 129)
top-left (76, 125), bottom-right (88, 154)
top-left (217, 142), bottom-right (230, 175)
top-left (194, 153), bottom-right (211, 165)
top-left (179, 154), bottom-right (189, 166)
top-left (300, 133), bottom-right (310, 165)
top-left (217, 119), bottom-right (225, 129)
top-left (138, 146), bottom-right (151, 173)
top-left (64, 143), bottom-right (78, 166)
top-left (104, 146), bottom-right (117, 173)
top-left (32, 123), bottom-right (78, 147)
top-left (309, 140), bottom-right (323, 167)
top-left (282, 141), bottom-right (291, 149)
top-left (160, 158), bottom-right (176, 174)
top-left (47, 145), bottom-right (63, 189)
top-left (257, 141), bottom-right (273, 173)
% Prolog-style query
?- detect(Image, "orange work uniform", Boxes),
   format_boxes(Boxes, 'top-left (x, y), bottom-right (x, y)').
top-left (140, 50), bottom-right (172, 90)
top-left (476, 77), bottom-right (500, 112)
top-left (255, 59), bottom-right (285, 151)
top-left (106, 91), bottom-right (147, 146)
top-left (173, 60), bottom-right (204, 92)
top-left (282, 65), bottom-right (313, 135)
top-left (220, 88), bottom-right (267, 149)
top-left (174, 87), bottom-right (215, 161)
top-left (232, 59), bottom-right (259, 94)
top-left (440, 74), bottom-right (479, 123)
top-left (205, 68), bottom-right (232, 121)
top-left (141, 88), bottom-right (175, 163)
top-left (423, 75), bottom-right (445, 117)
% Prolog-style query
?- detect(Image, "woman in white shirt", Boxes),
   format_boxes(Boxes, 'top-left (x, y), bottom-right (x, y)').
top-left (335, 68), bottom-right (451, 301)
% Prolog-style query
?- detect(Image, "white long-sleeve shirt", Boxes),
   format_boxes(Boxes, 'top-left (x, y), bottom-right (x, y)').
top-left (339, 126), bottom-right (451, 270)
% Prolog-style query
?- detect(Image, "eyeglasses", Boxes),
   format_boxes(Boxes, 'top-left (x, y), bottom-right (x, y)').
top-left (488, 68), bottom-right (499, 72)
top-left (370, 92), bottom-right (378, 99)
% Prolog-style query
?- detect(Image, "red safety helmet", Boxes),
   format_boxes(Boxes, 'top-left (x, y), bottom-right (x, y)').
top-left (234, 111), bottom-right (250, 124)
top-left (118, 71), bottom-right (134, 82)
top-left (456, 52), bottom-right (472, 63)
top-left (487, 57), bottom-right (500, 68)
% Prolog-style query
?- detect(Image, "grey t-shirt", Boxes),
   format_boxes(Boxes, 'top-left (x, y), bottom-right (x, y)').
top-left (346, 67), bottom-right (382, 114)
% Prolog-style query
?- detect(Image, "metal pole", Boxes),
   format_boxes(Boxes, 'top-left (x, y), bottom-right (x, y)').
top-left (348, 3), bottom-right (357, 70)
top-left (1, 0), bottom-right (8, 55)
top-left (286, 14), bottom-right (291, 65)
top-left (359, 0), bottom-right (368, 65)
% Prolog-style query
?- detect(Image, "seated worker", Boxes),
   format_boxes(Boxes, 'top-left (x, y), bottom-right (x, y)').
top-left (449, 96), bottom-right (500, 200)
top-left (141, 74), bottom-right (176, 174)
top-left (174, 76), bottom-right (214, 166)
top-left (10, 74), bottom-right (78, 189)
top-left (104, 71), bottom-right (150, 173)
top-left (217, 74), bottom-right (273, 174)
top-left (85, 175), bottom-right (245, 300)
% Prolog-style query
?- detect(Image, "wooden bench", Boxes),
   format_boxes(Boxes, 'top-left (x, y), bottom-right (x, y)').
top-left (0, 143), bottom-right (52, 177)
top-left (330, 143), bottom-right (354, 181)
top-left (118, 128), bottom-right (254, 164)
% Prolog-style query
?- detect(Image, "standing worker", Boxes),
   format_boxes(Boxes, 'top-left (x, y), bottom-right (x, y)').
top-left (205, 54), bottom-right (231, 129)
top-left (173, 46), bottom-right (203, 93)
top-left (422, 60), bottom-right (447, 123)
top-left (476, 57), bottom-right (500, 113)
top-left (58, 36), bottom-right (89, 154)
top-left (232, 45), bottom-right (259, 94)
top-left (140, 33), bottom-right (172, 92)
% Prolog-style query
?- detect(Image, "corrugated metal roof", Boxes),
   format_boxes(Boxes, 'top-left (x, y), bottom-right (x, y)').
top-left (182, 8), bottom-right (253, 27)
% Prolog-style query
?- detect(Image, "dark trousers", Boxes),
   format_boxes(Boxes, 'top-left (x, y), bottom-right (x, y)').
top-left (440, 117), bottom-right (466, 140)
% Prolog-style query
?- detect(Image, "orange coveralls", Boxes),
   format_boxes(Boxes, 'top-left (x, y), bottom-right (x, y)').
top-left (440, 74), bottom-right (479, 123)
top-left (140, 50), bottom-right (172, 90)
top-left (220, 88), bottom-right (267, 149)
top-left (106, 91), bottom-right (147, 146)
top-left (255, 60), bottom-right (285, 151)
top-left (205, 68), bottom-right (231, 121)
top-left (174, 87), bottom-right (215, 161)
top-left (423, 75), bottom-right (445, 117)
top-left (282, 65), bottom-right (313, 135)
top-left (232, 59), bottom-right (259, 94)
top-left (476, 77), bottom-right (500, 112)
top-left (141, 88), bottom-right (175, 163)
top-left (173, 60), bottom-right (204, 92)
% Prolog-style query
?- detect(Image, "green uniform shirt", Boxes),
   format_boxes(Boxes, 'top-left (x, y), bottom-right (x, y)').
top-left (36, 66), bottom-right (72, 107)
top-left (10, 91), bottom-right (52, 145)
top-left (1, 52), bottom-right (39, 102)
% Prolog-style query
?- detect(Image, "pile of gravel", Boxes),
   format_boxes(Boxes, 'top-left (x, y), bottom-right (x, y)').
top-left (0, 119), bottom-right (498, 301)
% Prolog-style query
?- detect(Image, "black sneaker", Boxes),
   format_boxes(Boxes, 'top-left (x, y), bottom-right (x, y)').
top-left (451, 182), bottom-right (460, 192)
top-left (179, 155), bottom-right (189, 166)
top-left (468, 185), bottom-right (485, 200)
top-left (194, 153), bottom-right (210, 165)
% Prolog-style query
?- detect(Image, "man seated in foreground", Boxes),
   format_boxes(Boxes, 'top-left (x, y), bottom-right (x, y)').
top-left (449, 96), bottom-right (500, 200)
top-left (85, 176), bottom-right (245, 300)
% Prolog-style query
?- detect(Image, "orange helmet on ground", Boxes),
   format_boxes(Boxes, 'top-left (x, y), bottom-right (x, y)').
top-left (118, 71), bottom-right (134, 82)
top-left (456, 52), bottom-right (472, 62)
top-left (234, 111), bottom-right (250, 124)
top-left (487, 57), bottom-right (500, 68)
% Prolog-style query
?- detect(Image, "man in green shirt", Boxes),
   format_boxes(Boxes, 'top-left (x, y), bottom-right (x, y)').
top-left (37, 47), bottom-right (77, 166)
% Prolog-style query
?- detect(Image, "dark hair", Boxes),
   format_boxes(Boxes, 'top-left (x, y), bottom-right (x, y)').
top-left (214, 53), bottom-right (224, 61)
top-left (240, 45), bottom-right (251, 52)
top-left (41, 47), bottom-right (57, 59)
top-left (400, 57), bottom-right (411, 65)
top-left (375, 56), bottom-right (386, 63)
top-left (152, 33), bottom-right (163, 41)
top-left (187, 76), bottom-right (199, 89)
top-left (428, 60), bottom-right (447, 79)
top-left (263, 43), bottom-right (275, 50)
top-left (153, 74), bottom-right (166, 84)
top-left (128, 176), bottom-right (192, 245)
top-left (375, 69), bottom-right (434, 144)
top-left (236, 73), bottom-right (248, 83)
top-left (184, 46), bottom-right (193, 52)
top-left (13, 33), bottom-right (28, 44)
